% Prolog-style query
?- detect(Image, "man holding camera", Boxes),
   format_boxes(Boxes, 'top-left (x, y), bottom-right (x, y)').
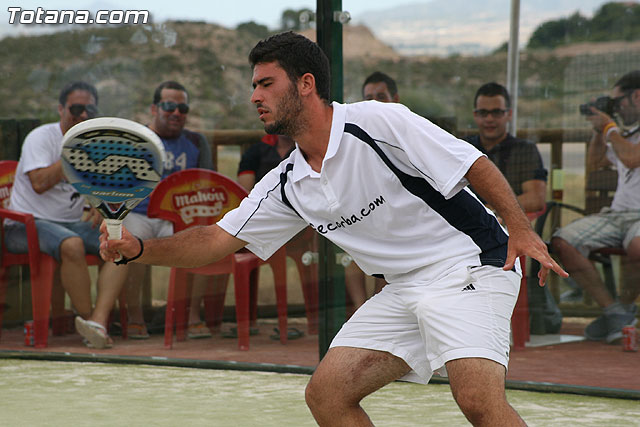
top-left (552, 70), bottom-right (640, 343)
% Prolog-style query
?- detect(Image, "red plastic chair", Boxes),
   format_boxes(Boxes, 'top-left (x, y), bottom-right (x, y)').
top-left (0, 160), bottom-right (127, 347)
top-left (147, 168), bottom-right (290, 350)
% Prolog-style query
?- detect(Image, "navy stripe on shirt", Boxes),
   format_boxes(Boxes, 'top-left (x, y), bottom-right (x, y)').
top-left (344, 122), bottom-right (509, 268)
top-left (279, 163), bottom-right (301, 218)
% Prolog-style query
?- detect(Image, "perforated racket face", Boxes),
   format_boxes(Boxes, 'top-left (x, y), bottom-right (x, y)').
top-left (61, 118), bottom-right (165, 204)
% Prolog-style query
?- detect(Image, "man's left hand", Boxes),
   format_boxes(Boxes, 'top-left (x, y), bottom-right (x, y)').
top-left (503, 225), bottom-right (568, 287)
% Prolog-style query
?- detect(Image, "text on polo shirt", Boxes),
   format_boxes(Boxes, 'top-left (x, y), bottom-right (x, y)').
top-left (310, 195), bottom-right (385, 235)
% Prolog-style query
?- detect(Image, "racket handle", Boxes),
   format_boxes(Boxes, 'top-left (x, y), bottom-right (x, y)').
top-left (105, 219), bottom-right (123, 239)
top-left (104, 219), bottom-right (123, 262)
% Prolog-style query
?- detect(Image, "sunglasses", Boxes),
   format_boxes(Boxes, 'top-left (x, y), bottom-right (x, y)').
top-left (157, 101), bottom-right (189, 114)
top-left (474, 108), bottom-right (508, 118)
top-left (68, 104), bottom-right (98, 118)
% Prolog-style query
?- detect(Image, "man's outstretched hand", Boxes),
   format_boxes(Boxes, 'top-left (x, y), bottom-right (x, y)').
top-left (503, 226), bottom-right (569, 286)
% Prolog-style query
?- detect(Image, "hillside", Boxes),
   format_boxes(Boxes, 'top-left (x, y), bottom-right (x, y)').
top-left (1, 21), bottom-right (639, 132)
top-left (0, 22), bottom-right (399, 131)
top-left (0, 22), bottom-right (260, 130)
top-left (300, 25), bottom-right (400, 62)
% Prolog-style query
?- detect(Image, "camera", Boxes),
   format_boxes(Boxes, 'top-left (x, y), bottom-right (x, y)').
top-left (579, 96), bottom-right (615, 116)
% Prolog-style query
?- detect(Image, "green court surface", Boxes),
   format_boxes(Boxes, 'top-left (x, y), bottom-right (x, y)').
top-left (0, 360), bottom-right (638, 426)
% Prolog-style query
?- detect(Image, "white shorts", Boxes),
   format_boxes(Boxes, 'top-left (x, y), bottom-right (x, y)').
top-left (330, 265), bottom-right (521, 384)
top-left (123, 212), bottom-right (173, 240)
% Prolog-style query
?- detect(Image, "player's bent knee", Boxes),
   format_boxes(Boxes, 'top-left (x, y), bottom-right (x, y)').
top-left (305, 375), bottom-right (329, 412)
top-left (453, 387), bottom-right (510, 425)
top-left (304, 378), bottom-right (318, 407)
top-left (305, 369), bottom-right (347, 410)
top-left (452, 386), bottom-right (491, 413)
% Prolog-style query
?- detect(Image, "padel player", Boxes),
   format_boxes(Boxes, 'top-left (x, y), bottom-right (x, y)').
top-left (100, 33), bottom-right (567, 426)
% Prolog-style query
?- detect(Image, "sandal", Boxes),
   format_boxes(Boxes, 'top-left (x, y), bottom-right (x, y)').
top-left (270, 327), bottom-right (304, 341)
top-left (221, 326), bottom-right (259, 338)
top-left (127, 323), bottom-right (150, 340)
top-left (188, 322), bottom-right (212, 339)
top-left (75, 317), bottom-right (113, 349)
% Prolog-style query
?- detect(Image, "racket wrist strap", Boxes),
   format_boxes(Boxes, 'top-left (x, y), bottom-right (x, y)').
top-left (115, 236), bottom-right (144, 265)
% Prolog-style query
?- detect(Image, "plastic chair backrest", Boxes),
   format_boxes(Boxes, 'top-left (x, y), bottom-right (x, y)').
top-left (147, 168), bottom-right (248, 232)
top-left (0, 160), bottom-right (18, 209)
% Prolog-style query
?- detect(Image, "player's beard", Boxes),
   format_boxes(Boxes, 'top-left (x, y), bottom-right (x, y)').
top-left (265, 82), bottom-right (304, 137)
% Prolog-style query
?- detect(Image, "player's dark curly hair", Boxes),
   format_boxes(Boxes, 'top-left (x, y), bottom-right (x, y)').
top-left (249, 31), bottom-right (331, 103)
top-left (59, 81), bottom-right (98, 106)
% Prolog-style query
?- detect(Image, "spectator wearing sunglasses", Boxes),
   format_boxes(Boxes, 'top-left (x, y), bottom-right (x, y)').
top-left (111, 80), bottom-right (215, 340)
top-left (464, 82), bottom-right (547, 214)
top-left (5, 81), bottom-right (128, 349)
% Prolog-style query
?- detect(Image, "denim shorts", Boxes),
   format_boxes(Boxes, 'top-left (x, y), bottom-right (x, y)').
top-left (4, 219), bottom-right (101, 262)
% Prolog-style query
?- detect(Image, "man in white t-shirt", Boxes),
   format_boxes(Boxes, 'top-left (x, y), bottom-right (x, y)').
top-left (552, 70), bottom-right (640, 344)
top-left (5, 82), bottom-right (128, 349)
top-left (100, 33), bottom-right (566, 426)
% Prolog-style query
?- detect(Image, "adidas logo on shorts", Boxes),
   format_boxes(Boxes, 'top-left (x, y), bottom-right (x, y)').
top-left (461, 283), bottom-right (476, 292)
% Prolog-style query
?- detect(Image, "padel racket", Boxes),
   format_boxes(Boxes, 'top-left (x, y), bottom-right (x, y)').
top-left (60, 117), bottom-right (165, 257)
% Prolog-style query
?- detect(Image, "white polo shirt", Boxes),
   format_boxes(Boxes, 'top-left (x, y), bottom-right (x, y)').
top-left (218, 101), bottom-right (511, 282)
